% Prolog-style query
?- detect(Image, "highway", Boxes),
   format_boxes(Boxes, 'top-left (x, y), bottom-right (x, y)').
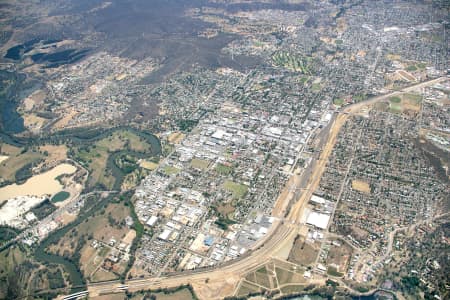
top-left (86, 76), bottom-right (447, 299)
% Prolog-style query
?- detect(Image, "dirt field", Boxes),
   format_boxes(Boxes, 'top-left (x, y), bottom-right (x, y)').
top-left (238, 259), bottom-right (306, 298)
top-left (326, 240), bottom-right (353, 273)
top-left (91, 268), bottom-right (118, 282)
top-left (168, 132), bottom-right (185, 144)
top-left (139, 159), bottom-right (159, 170)
top-left (351, 179), bottom-right (371, 194)
top-left (190, 158), bottom-right (210, 170)
top-left (80, 245), bottom-right (100, 277)
top-left (0, 163), bottom-right (76, 202)
top-left (217, 203), bottom-right (235, 218)
top-left (275, 267), bottom-right (306, 286)
top-left (91, 294), bottom-right (125, 300)
top-left (122, 229), bottom-right (137, 244)
top-left (39, 145), bottom-right (67, 163)
top-left (288, 236), bottom-right (320, 266)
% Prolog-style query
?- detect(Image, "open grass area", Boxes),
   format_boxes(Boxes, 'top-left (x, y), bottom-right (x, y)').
top-left (326, 240), bottom-right (352, 273)
top-left (389, 96), bottom-right (401, 103)
top-left (404, 93), bottom-right (422, 104)
top-left (280, 284), bottom-right (307, 294)
top-left (311, 83), bottom-right (322, 92)
top-left (162, 165), bottom-right (180, 175)
top-left (389, 102), bottom-right (402, 113)
top-left (154, 288), bottom-right (196, 300)
top-left (275, 267), bottom-right (306, 285)
top-left (122, 168), bottom-right (149, 191)
top-left (190, 158), bottom-right (210, 170)
top-left (374, 102), bottom-right (390, 112)
top-left (167, 132), bottom-right (186, 144)
top-left (254, 271), bottom-right (272, 289)
top-left (215, 163), bottom-right (233, 175)
top-left (327, 266), bottom-right (344, 277)
top-left (0, 147), bottom-right (43, 182)
top-left (91, 268), bottom-right (117, 282)
top-left (217, 203), bottom-right (235, 218)
top-left (237, 281), bottom-right (262, 297)
top-left (74, 145), bottom-right (112, 188)
top-left (256, 266), bottom-right (268, 274)
top-left (0, 245), bottom-right (26, 276)
top-left (272, 51), bottom-right (311, 74)
top-left (333, 98), bottom-right (344, 106)
top-left (406, 65), bottom-right (417, 72)
top-left (222, 180), bottom-right (248, 199)
top-left (96, 130), bottom-right (152, 153)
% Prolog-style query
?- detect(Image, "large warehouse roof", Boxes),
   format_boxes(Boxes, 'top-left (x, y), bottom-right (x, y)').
top-left (306, 211), bottom-right (331, 229)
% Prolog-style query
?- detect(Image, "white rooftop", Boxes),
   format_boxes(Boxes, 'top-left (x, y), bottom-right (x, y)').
top-left (306, 211), bottom-right (330, 230)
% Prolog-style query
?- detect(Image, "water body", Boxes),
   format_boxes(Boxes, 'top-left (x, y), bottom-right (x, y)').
top-left (0, 163), bottom-right (76, 202)
top-left (34, 242), bottom-right (85, 293)
top-left (34, 193), bottom-right (115, 294)
top-left (289, 295), bottom-right (327, 300)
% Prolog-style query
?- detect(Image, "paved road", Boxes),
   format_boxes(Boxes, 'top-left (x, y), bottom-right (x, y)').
top-left (86, 76), bottom-right (447, 299)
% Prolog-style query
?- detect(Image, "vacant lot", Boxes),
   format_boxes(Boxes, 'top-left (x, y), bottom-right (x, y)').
top-left (222, 180), bottom-right (248, 199)
top-left (326, 240), bottom-right (352, 274)
top-left (288, 236), bottom-right (319, 266)
top-left (237, 280), bottom-right (262, 297)
top-left (275, 267), bottom-right (306, 286)
top-left (217, 202), bottom-right (235, 219)
top-left (162, 165), bottom-right (180, 175)
top-left (190, 158), bottom-right (210, 170)
top-left (167, 132), bottom-right (185, 144)
top-left (140, 159), bottom-right (159, 170)
top-left (91, 268), bottom-right (117, 282)
top-left (215, 163), bottom-right (233, 175)
top-left (351, 179), bottom-right (371, 194)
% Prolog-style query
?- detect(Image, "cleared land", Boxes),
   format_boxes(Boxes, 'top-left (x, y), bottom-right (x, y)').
top-left (351, 180), bottom-right (371, 194)
top-left (288, 236), bottom-right (320, 266)
top-left (139, 159), bottom-right (159, 170)
top-left (326, 240), bottom-right (352, 274)
top-left (0, 163), bottom-right (76, 201)
top-left (167, 132), bottom-right (186, 144)
top-left (190, 158), bottom-right (210, 170)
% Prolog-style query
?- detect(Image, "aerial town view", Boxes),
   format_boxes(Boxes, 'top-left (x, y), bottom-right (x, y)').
top-left (0, 0), bottom-right (448, 299)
